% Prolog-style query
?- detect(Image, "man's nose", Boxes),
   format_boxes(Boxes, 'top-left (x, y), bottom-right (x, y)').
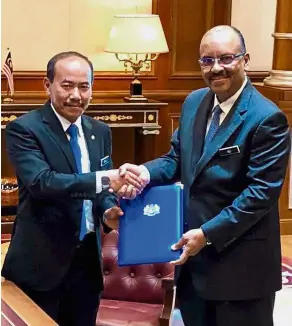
top-left (211, 59), bottom-right (224, 73)
top-left (70, 87), bottom-right (81, 100)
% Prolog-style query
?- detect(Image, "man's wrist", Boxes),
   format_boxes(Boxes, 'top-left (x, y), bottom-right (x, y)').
top-left (101, 176), bottom-right (110, 191)
top-left (96, 170), bottom-right (121, 193)
top-left (200, 227), bottom-right (212, 245)
top-left (139, 165), bottom-right (150, 184)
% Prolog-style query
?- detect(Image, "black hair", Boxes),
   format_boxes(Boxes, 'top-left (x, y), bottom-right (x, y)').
top-left (230, 26), bottom-right (247, 53)
top-left (46, 51), bottom-right (94, 83)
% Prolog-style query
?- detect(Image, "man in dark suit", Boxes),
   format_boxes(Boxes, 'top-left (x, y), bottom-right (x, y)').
top-left (119, 26), bottom-right (291, 326)
top-left (1, 51), bottom-right (142, 326)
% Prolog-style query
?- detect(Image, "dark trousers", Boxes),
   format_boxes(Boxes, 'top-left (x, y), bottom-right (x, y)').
top-left (21, 233), bottom-right (103, 326)
top-left (176, 271), bottom-right (275, 326)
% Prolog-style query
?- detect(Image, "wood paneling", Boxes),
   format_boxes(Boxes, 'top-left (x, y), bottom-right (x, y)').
top-left (3, 0), bottom-right (287, 233)
top-left (170, 0), bottom-right (232, 78)
top-left (255, 84), bottom-right (292, 235)
top-left (170, 0), bottom-right (208, 77)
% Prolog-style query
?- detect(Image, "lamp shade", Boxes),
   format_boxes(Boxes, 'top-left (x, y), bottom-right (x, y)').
top-left (105, 14), bottom-right (169, 54)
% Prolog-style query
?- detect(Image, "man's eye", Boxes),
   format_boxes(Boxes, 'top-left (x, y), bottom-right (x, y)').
top-left (80, 85), bottom-right (89, 91)
top-left (220, 55), bottom-right (234, 64)
top-left (62, 84), bottom-right (71, 89)
top-left (202, 58), bottom-right (214, 65)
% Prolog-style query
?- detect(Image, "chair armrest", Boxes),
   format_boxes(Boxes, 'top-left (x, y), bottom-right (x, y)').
top-left (1, 280), bottom-right (57, 326)
top-left (161, 277), bottom-right (174, 291)
top-left (159, 276), bottom-right (175, 326)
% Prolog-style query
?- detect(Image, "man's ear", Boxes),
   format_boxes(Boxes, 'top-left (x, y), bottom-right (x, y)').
top-left (43, 77), bottom-right (51, 96)
top-left (243, 53), bottom-right (250, 71)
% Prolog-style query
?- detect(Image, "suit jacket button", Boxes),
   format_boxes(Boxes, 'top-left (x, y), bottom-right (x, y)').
top-left (75, 231), bottom-right (79, 237)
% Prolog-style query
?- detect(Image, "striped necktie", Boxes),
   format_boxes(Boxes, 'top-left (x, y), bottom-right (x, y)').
top-left (204, 105), bottom-right (222, 145)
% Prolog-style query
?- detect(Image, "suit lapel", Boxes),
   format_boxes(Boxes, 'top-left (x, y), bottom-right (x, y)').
top-left (82, 116), bottom-right (100, 172)
top-left (192, 81), bottom-right (253, 183)
top-left (41, 102), bottom-right (77, 172)
top-left (190, 90), bottom-right (214, 178)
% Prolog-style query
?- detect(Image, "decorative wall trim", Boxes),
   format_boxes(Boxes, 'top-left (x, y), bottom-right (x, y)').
top-left (1, 71), bottom-right (157, 80)
top-left (272, 33), bottom-right (292, 40)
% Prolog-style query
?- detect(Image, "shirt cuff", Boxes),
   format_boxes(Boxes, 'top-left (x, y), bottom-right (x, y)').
top-left (139, 165), bottom-right (150, 184)
top-left (95, 171), bottom-right (104, 193)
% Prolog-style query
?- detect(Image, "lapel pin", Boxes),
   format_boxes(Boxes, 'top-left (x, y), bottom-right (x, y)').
top-left (91, 135), bottom-right (95, 140)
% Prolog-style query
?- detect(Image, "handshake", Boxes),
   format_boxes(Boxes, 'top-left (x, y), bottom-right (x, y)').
top-left (102, 163), bottom-right (149, 199)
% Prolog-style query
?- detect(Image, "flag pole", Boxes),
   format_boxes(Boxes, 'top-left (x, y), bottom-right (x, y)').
top-left (2, 47), bottom-right (14, 104)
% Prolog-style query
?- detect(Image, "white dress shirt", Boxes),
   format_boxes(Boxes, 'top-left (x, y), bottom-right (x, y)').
top-left (206, 76), bottom-right (248, 134)
top-left (51, 105), bottom-right (105, 233)
top-left (141, 77), bottom-right (249, 182)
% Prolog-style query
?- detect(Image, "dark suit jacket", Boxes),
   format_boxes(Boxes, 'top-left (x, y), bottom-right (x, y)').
top-left (144, 81), bottom-right (291, 301)
top-left (2, 102), bottom-right (117, 291)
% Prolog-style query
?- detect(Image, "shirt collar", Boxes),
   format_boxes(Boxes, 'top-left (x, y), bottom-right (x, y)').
top-left (50, 103), bottom-right (82, 135)
top-left (213, 76), bottom-right (248, 115)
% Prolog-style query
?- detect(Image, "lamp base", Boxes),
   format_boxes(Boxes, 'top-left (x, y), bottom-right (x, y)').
top-left (125, 78), bottom-right (148, 102)
top-left (124, 95), bottom-right (148, 102)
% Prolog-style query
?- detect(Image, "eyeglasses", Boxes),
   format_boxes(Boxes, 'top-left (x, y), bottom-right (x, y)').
top-left (198, 53), bottom-right (245, 68)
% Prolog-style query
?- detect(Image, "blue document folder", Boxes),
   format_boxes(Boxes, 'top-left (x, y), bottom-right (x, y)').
top-left (118, 184), bottom-right (184, 266)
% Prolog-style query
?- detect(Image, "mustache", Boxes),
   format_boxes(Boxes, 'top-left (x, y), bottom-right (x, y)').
top-left (209, 73), bottom-right (229, 80)
top-left (64, 102), bottom-right (83, 107)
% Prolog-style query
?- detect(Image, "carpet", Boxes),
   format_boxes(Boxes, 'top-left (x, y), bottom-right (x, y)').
top-left (282, 256), bottom-right (292, 287)
top-left (274, 256), bottom-right (292, 325)
top-left (170, 257), bottom-right (292, 326)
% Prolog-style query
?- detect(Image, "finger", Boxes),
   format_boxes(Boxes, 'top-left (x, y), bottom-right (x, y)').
top-left (170, 250), bottom-right (189, 266)
top-left (122, 185), bottom-right (134, 199)
top-left (119, 164), bottom-right (129, 177)
top-left (117, 184), bottom-right (128, 198)
top-left (104, 219), bottom-right (119, 230)
top-left (105, 206), bottom-right (124, 219)
top-left (171, 236), bottom-right (186, 251)
top-left (126, 166), bottom-right (141, 176)
top-left (130, 188), bottom-right (139, 200)
top-left (128, 187), bottom-right (138, 200)
top-left (125, 172), bottom-right (143, 189)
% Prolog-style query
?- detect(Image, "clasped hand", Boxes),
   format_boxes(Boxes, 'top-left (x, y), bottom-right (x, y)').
top-left (103, 163), bottom-right (149, 229)
top-left (105, 164), bottom-right (149, 199)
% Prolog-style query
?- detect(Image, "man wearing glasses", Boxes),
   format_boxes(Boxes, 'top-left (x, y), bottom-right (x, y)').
top-left (119, 25), bottom-right (291, 326)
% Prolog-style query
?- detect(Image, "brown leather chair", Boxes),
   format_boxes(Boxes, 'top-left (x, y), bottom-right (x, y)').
top-left (96, 230), bottom-right (176, 326)
top-left (1, 232), bottom-right (180, 325)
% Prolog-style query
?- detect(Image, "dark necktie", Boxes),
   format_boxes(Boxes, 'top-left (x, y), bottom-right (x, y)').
top-left (204, 105), bottom-right (222, 145)
top-left (67, 124), bottom-right (87, 240)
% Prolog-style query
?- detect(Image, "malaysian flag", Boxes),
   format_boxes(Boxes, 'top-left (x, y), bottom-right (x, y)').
top-left (2, 50), bottom-right (14, 95)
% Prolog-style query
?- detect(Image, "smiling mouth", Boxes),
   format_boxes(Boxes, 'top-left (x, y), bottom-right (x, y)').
top-left (65, 104), bottom-right (82, 108)
top-left (211, 76), bottom-right (228, 81)
top-left (210, 77), bottom-right (229, 85)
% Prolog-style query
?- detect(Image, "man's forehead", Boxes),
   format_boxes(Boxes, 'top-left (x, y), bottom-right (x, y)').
top-left (54, 57), bottom-right (92, 81)
top-left (203, 29), bottom-right (238, 44)
top-left (200, 30), bottom-right (240, 52)
top-left (55, 57), bottom-right (88, 70)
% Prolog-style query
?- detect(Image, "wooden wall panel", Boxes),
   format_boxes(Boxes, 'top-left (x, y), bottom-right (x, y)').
top-left (170, 0), bottom-right (207, 77)
top-left (254, 85), bottom-right (292, 235)
top-left (170, 0), bottom-right (232, 78)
